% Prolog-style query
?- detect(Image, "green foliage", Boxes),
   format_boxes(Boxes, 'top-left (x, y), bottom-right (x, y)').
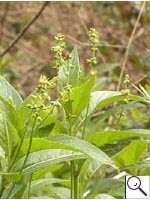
top-left (0, 30), bottom-right (149, 199)
top-left (0, 76), bottom-right (22, 108)
top-left (113, 140), bottom-right (147, 174)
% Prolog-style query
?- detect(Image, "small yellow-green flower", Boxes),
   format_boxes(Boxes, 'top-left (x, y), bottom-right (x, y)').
top-left (51, 33), bottom-right (66, 69)
top-left (87, 28), bottom-right (100, 68)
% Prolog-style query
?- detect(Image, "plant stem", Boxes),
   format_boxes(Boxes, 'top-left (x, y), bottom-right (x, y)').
top-left (7, 118), bottom-right (36, 198)
top-left (65, 57), bottom-right (79, 199)
top-left (5, 181), bottom-right (15, 199)
top-left (8, 92), bottom-right (41, 171)
top-left (73, 164), bottom-right (79, 199)
top-left (67, 87), bottom-right (76, 199)
top-left (115, 94), bottom-right (127, 127)
top-left (71, 159), bottom-right (79, 199)
top-left (67, 93), bottom-right (74, 199)
top-left (70, 162), bottom-right (74, 199)
top-left (8, 111), bottom-right (33, 171)
top-left (20, 117), bottom-right (37, 173)
top-left (27, 173), bottom-right (33, 199)
top-left (82, 104), bottom-right (89, 139)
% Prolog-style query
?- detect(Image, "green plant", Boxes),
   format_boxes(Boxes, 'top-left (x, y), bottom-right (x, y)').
top-left (0, 29), bottom-right (150, 199)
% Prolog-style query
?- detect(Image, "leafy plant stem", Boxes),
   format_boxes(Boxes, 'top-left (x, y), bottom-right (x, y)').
top-left (67, 91), bottom-right (75, 198)
top-left (8, 111), bottom-right (33, 171)
top-left (115, 93), bottom-right (128, 127)
top-left (20, 117), bottom-right (37, 173)
top-left (6, 117), bottom-right (37, 199)
top-left (115, 102), bottom-right (124, 126)
top-left (7, 118), bottom-right (37, 198)
top-left (9, 90), bottom-right (41, 171)
top-left (66, 70), bottom-right (79, 198)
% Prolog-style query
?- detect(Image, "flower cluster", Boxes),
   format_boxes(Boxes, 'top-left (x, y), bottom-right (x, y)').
top-left (51, 33), bottom-right (66, 69)
top-left (88, 28), bottom-right (99, 50)
top-left (121, 74), bottom-right (130, 103)
top-left (123, 74), bottom-right (130, 88)
top-left (27, 75), bottom-right (57, 121)
top-left (87, 28), bottom-right (100, 68)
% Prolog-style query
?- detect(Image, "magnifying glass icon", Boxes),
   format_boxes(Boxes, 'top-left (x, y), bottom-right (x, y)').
top-left (127, 176), bottom-right (147, 196)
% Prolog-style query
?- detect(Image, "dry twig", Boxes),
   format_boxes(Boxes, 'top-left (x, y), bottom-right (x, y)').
top-left (117, 1), bottom-right (146, 91)
top-left (0, 1), bottom-right (49, 57)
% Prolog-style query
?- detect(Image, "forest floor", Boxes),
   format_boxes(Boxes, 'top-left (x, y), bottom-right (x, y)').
top-left (0, 1), bottom-right (150, 97)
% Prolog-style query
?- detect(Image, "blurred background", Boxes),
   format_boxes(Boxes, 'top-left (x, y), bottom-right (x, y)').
top-left (0, 1), bottom-right (149, 97)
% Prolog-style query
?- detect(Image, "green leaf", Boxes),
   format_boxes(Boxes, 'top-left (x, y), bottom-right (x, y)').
top-left (87, 129), bottom-right (150, 147)
top-left (19, 135), bottom-right (114, 169)
top-left (0, 113), bottom-right (19, 161)
top-left (86, 91), bottom-right (123, 113)
top-left (130, 158), bottom-right (150, 173)
top-left (63, 75), bottom-right (96, 116)
top-left (0, 96), bottom-right (18, 127)
top-left (139, 84), bottom-right (150, 101)
top-left (32, 164), bottom-right (64, 180)
top-left (79, 159), bottom-right (102, 182)
top-left (79, 159), bottom-right (102, 197)
top-left (128, 94), bottom-right (148, 103)
top-left (145, 84), bottom-right (150, 94)
top-left (77, 91), bottom-right (124, 126)
top-left (113, 140), bottom-right (148, 173)
top-left (19, 137), bottom-right (73, 157)
top-left (47, 186), bottom-right (70, 199)
top-left (69, 47), bottom-right (81, 87)
top-left (87, 178), bottom-right (124, 199)
top-left (0, 172), bottom-right (20, 181)
top-left (77, 91), bottom-right (147, 127)
top-left (0, 75), bottom-right (22, 108)
top-left (34, 123), bottom-right (55, 137)
top-left (90, 102), bottom-right (144, 132)
top-left (23, 178), bottom-right (69, 198)
top-left (49, 134), bottom-right (115, 168)
top-left (17, 96), bottom-right (66, 136)
top-left (94, 194), bottom-right (115, 199)
top-left (13, 149), bottom-right (87, 174)
top-left (15, 133), bottom-right (116, 174)
top-left (57, 63), bottom-right (68, 91)
top-left (1, 182), bottom-right (23, 199)
top-left (57, 48), bottom-right (81, 90)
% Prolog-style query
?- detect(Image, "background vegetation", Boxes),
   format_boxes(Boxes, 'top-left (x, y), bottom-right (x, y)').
top-left (0, 2), bottom-right (149, 96)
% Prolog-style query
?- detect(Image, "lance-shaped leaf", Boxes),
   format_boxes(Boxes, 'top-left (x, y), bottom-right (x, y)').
top-left (23, 178), bottom-right (69, 198)
top-left (58, 47), bottom-right (81, 89)
top-left (13, 149), bottom-right (87, 174)
top-left (87, 129), bottom-right (150, 147)
top-left (69, 47), bottom-right (81, 86)
top-left (48, 134), bottom-right (115, 168)
top-left (87, 178), bottom-right (124, 199)
top-left (0, 113), bottom-right (19, 162)
top-left (19, 135), bottom-right (115, 168)
top-left (113, 140), bottom-right (148, 173)
top-left (77, 91), bottom-right (147, 127)
top-left (62, 75), bottom-right (95, 117)
top-left (0, 75), bottom-right (22, 108)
